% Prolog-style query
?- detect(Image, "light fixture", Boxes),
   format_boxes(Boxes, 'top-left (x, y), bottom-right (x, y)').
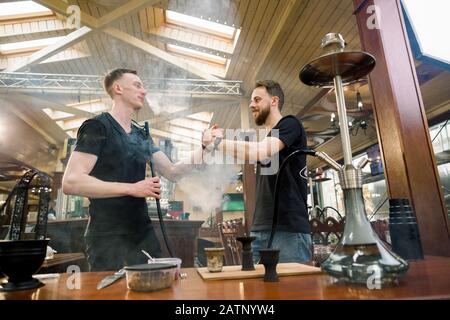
top-left (356, 91), bottom-right (363, 110)
top-left (0, 36), bottom-right (65, 55)
top-left (165, 10), bottom-right (235, 39)
top-left (0, 1), bottom-right (52, 20)
top-left (167, 43), bottom-right (227, 65)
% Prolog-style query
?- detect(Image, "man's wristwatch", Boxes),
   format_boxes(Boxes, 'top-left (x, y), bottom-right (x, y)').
top-left (213, 137), bottom-right (222, 150)
top-left (202, 137), bottom-right (222, 153)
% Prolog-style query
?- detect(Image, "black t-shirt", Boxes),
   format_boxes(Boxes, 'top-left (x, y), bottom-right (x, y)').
top-left (251, 115), bottom-right (310, 234)
top-left (74, 112), bottom-right (160, 236)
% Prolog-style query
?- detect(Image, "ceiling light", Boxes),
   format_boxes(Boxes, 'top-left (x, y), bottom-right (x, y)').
top-left (0, 1), bottom-right (52, 20)
top-left (0, 36), bottom-right (65, 55)
top-left (356, 91), bottom-right (363, 110)
top-left (166, 10), bottom-right (236, 39)
top-left (167, 44), bottom-right (227, 65)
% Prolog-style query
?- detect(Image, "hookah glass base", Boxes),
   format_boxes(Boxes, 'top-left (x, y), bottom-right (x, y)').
top-left (321, 189), bottom-right (409, 286)
top-left (322, 242), bottom-right (409, 286)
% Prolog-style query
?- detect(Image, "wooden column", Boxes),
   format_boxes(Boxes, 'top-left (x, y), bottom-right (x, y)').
top-left (51, 172), bottom-right (63, 202)
top-left (240, 98), bottom-right (256, 235)
top-left (354, 0), bottom-right (450, 256)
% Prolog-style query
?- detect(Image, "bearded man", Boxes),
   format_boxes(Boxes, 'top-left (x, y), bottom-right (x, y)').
top-left (202, 80), bottom-right (311, 263)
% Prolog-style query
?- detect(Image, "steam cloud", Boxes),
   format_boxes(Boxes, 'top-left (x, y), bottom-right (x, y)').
top-left (175, 154), bottom-right (240, 215)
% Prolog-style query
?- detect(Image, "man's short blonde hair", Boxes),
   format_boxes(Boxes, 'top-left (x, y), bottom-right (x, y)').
top-left (103, 68), bottom-right (137, 98)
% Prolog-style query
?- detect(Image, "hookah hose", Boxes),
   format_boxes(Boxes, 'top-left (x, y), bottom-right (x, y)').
top-left (267, 148), bottom-right (317, 249)
top-left (144, 122), bottom-right (175, 257)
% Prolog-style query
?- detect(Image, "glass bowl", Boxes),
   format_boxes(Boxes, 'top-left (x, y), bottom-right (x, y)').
top-left (124, 263), bottom-right (177, 292)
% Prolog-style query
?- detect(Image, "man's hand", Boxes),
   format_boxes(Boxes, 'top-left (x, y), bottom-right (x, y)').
top-left (202, 124), bottom-right (224, 147)
top-left (128, 176), bottom-right (161, 199)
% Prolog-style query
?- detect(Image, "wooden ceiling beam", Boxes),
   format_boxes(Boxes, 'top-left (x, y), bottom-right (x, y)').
top-left (7, 0), bottom-right (160, 71)
top-left (145, 25), bottom-right (234, 58)
top-left (13, 93), bottom-right (95, 119)
top-left (102, 27), bottom-right (220, 81)
top-left (2, 97), bottom-right (67, 146)
top-left (6, 26), bottom-right (92, 72)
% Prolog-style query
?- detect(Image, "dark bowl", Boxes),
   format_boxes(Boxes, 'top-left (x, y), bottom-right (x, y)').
top-left (0, 239), bottom-right (49, 291)
top-left (258, 248), bottom-right (280, 264)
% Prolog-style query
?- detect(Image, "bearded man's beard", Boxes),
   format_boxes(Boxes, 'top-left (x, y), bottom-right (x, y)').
top-left (254, 106), bottom-right (270, 126)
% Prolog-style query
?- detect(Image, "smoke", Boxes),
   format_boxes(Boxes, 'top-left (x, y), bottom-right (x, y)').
top-left (175, 154), bottom-right (240, 215)
top-left (145, 94), bottom-right (190, 116)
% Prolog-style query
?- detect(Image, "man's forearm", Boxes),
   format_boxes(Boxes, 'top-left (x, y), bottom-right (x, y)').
top-left (62, 173), bottom-right (131, 199)
top-left (220, 139), bottom-right (259, 162)
top-left (163, 147), bottom-right (204, 181)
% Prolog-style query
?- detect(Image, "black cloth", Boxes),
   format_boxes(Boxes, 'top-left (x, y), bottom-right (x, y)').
top-left (74, 112), bottom-right (162, 270)
top-left (251, 115), bottom-right (310, 234)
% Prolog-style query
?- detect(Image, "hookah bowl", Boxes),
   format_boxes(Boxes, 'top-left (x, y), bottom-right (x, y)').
top-left (300, 33), bottom-right (409, 286)
top-left (236, 236), bottom-right (256, 271)
top-left (259, 249), bottom-right (280, 282)
top-left (0, 169), bottom-right (52, 291)
top-left (0, 239), bottom-right (49, 291)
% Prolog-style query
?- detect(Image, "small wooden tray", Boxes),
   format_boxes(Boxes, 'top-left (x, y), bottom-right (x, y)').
top-left (197, 263), bottom-right (322, 281)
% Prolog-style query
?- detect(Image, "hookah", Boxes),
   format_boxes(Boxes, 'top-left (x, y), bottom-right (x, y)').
top-left (268, 33), bottom-right (409, 286)
top-left (301, 33), bottom-right (409, 285)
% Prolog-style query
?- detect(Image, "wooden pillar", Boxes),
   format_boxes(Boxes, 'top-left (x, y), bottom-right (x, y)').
top-left (354, 0), bottom-right (450, 256)
top-left (240, 98), bottom-right (256, 235)
top-left (51, 172), bottom-right (63, 202)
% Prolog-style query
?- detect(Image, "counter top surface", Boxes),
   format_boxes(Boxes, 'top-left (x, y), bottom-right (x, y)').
top-left (1, 256), bottom-right (450, 300)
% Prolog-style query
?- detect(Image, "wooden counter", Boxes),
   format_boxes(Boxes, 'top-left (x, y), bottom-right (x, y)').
top-left (2, 256), bottom-right (450, 300)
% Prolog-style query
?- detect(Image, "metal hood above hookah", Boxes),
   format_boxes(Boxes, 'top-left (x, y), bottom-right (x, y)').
top-left (299, 33), bottom-right (408, 286)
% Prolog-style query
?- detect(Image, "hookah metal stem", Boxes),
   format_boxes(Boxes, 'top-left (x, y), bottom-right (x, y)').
top-left (144, 122), bottom-right (174, 257)
top-left (333, 75), bottom-right (353, 165)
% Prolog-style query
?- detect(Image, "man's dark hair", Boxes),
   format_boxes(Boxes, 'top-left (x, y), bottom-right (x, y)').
top-left (103, 68), bottom-right (137, 98)
top-left (255, 80), bottom-right (285, 110)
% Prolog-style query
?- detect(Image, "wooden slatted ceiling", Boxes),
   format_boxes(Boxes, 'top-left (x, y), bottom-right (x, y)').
top-left (211, 0), bottom-right (361, 130)
top-left (144, 24), bottom-right (235, 57)
top-left (1, 42), bottom-right (90, 71)
top-left (0, 17), bottom-right (68, 44)
top-left (284, 5), bottom-right (359, 114)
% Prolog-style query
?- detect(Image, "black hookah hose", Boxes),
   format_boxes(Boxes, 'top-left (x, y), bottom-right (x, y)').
top-left (144, 122), bottom-right (175, 257)
top-left (267, 148), bottom-right (317, 249)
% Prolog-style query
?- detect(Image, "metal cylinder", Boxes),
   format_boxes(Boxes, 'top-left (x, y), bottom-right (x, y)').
top-left (338, 165), bottom-right (363, 189)
top-left (321, 33), bottom-right (345, 54)
top-left (333, 75), bottom-right (353, 166)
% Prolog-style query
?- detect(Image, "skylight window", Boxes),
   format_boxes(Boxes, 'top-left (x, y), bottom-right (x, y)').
top-left (165, 10), bottom-right (236, 40)
top-left (0, 1), bottom-right (52, 20)
top-left (402, 0), bottom-right (450, 66)
top-left (0, 36), bottom-right (65, 55)
top-left (167, 44), bottom-right (227, 65)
